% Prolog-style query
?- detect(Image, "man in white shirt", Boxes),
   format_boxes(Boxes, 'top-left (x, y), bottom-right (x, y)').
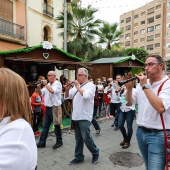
top-left (65, 68), bottom-right (99, 165)
top-left (37, 71), bottom-right (63, 149)
top-left (126, 55), bottom-right (170, 170)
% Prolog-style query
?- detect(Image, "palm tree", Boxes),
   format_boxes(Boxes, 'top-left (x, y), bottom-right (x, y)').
top-left (98, 22), bottom-right (123, 50)
top-left (56, 2), bottom-right (102, 59)
top-left (56, 2), bottom-right (101, 40)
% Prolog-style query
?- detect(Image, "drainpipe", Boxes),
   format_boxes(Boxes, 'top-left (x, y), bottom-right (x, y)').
top-left (25, 0), bottom-right (28, 47)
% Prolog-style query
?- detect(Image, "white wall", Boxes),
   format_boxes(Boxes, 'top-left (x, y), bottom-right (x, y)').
top-left (26, 0), bottom-right (63, 48)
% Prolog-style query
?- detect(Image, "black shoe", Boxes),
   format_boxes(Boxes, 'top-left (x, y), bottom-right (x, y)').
top-left (69, 158), bottom-right (84, 165)
top-left (37, 143), bottom-right (46, 148)
top-left (111, 124), bottom-right (114, 127)
top-left (92, 154), bottom-right (99, 164)
top-left (114, 127), bottom-right (119, 131)
top-left (52, 142), bottom-right (63, 149)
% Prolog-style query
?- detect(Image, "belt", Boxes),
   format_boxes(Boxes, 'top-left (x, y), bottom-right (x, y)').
top-left (139, 126), bottom-right (170, 133)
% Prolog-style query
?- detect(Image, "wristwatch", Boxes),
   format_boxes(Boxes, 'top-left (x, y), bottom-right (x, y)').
top-left (142, 84), bottom-right (149, 90)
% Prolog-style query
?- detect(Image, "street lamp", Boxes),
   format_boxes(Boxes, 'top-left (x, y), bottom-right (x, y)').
top-left (64, 0), bottom-right (71, 52)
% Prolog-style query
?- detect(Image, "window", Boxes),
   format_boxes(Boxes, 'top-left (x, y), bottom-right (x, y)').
top-left (147, 7), bottom-right (154, 15)
top-left (141, 20), bottom-right (145, 25)
top-left (126, 17), bottom-right (131, 23)
top-left (155, 43), bottom-right (160, 48)
top-left (167, 32), bottom-right (170, 38)
top-left (126, 25), bottom-right (131, 31)
top-left (0, 0), bottom-right (13, 22)
top-left (125, 41), bottom-right (130, 46)
top-left (134, 23), bottom-right (138, 27)
top-left (134, 31), bottom-right (138, 35)
top-left (167, 13), bottom-right (170, 19)
top-left (155, 33), bottom-right (160, 38)
top-left (121, 27), bottom-right (124, 31)
top-left (140, 37), bottom-right (145, 42)
top-left (121, 19), bottom-right (124, 23)
top-left (140, 29), bottom-right (145, 34)
top-left (147, 44), bottom-right (153, 50)
top-left (156, 4), bottom-right (161, 10)
top-left (155, 24), bottom-right (161, 29)
top-left (167, 2), bottom-right (170, 9)
top-left (147, 35), bottom-right (154, 41)
top-left (134, 39), bottom-right (138, 43)
top-left (141, 11), bottom-right (145, 16)
top-left (43, 27), bottom-right (48, 41)
top-left (134, 14), bottom-right (138, 19)
top-left (166, 53), bottom-right (170, 59)
top-left (140, 46), bottom-right (145, 49)
top-left (166, 43), bottom-right (170, 49)
top-left (147, 26), bottom-right (154, 33)
top-left (167, 23), bottom-right (170, 28)
top-left (125, 33), bottom-right (130, 39)
top-left (148, 17), bottom-right (154, 24)
top-left (156, 14), bottom-right (161, 19)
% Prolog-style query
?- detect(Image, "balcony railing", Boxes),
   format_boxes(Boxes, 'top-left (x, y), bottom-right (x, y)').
top-left (43, 3), bottom-right (54, 18)
top-left (0, 18), bottom-right (24, 39)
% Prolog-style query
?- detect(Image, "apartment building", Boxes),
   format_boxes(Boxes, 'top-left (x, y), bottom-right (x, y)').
top-left (0, 0), bottom-right (27, 51)
top-left (120, 0), bottom-right (170, 60)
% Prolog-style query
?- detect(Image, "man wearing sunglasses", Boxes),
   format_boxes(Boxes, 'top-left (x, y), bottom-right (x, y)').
top-left (37, 71), bottom-right (63, 149)
top-left (125, 55), bottom-right (170, 170)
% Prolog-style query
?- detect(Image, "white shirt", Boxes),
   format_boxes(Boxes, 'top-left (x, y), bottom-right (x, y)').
top-left (133, 75), bottom-right (170, 129)
top-left (41, 80), bottom-right (62, 107)
top-left (107, 86), bottom-right (121, 103)
top-left (120, 88), bottom-right (136, 112)
top-left (0, 117), bottom-right (37, 170)
top-left (66, 82), bottom-right (95, 121)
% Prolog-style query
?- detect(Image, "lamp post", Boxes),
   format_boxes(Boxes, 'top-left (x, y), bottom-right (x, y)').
top-left (64, 0), bottom-right (69, 52)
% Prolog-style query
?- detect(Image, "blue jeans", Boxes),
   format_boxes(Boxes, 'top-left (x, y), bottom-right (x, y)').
top-left (118, 109), bottom-right (135, 144)
top-left (136, 126), bottom-right (170, 170)
top-left (74, 120), bottom-right (99, 160)
top-left (39, 107), bottom-right (62, 145)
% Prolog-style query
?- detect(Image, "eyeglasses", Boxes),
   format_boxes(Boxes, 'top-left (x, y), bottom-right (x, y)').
top-left (143, 62), bottom-right (160, 68)
top-left (47, 75), bottom-right (54, 77)
top-left (77, 74), bottom-right (85, 77)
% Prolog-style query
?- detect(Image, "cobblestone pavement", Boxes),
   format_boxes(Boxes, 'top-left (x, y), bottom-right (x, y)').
top-left (37, 117), bottom-right (145, 170)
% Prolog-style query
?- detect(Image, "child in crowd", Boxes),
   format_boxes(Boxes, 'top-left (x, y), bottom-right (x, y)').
top-left (103, 80), bottom-right (112, 119)
top-left (31, 85), bottom-right (43, 136)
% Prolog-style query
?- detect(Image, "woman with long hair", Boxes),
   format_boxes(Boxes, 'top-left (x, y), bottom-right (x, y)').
top-left (0, 68), bottom-right (37, 170)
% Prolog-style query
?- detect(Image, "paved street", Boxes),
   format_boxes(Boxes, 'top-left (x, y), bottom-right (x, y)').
top-left (37, 118), bottom-right (145, 170)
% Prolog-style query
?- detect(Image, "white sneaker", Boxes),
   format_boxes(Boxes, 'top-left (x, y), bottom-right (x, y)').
top-left (96, 129), bottom-right (101, 136)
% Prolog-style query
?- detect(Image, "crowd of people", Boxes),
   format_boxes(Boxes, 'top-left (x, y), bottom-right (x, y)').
top-left (1, 54), bottom-right (170, 170)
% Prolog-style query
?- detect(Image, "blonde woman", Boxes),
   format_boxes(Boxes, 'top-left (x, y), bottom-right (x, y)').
top-left (0, 68), bottom-right (37, 170)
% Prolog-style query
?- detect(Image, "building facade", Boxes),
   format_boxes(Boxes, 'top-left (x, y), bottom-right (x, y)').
top-left (120, 0), bottom-right (170, 61)
top-left (0, 0), bottom-right (27, 51)
top-left (26, 0), bottom-right (63, 48)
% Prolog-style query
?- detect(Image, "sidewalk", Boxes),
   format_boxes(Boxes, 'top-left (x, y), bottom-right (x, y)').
top-left (37, 118), bottom-right (145, 170)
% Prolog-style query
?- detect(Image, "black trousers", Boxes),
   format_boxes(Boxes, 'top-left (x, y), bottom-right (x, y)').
top-left (110, 103), bottom-right (121, 126)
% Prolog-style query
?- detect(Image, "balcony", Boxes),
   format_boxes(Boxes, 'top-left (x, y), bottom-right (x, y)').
top-left (43, 3), bottom-right (54, 18)
top-left (0, 18), bottom-right (24, 40)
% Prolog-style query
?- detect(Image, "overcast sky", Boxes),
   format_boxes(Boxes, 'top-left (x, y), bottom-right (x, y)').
top-left (80, 0), bottom-right (153, 23)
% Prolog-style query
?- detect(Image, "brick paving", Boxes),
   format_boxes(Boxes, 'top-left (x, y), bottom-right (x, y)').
top-left (36, 117), bottom-right (145, 170)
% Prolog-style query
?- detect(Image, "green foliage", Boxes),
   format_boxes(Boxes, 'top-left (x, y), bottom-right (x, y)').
top-left (130, 68), bottom-right (144, 77)
top-left (124, 48), bottom-right (148, 61)
top-left (97, 22), bottom-right (124, 50)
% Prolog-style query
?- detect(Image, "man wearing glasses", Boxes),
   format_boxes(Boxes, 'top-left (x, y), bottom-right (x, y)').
top-left (65, 68), bottom-right (99, 165)
top-left (125, 55), bottom-right (170, 170)
top-left (37, 71), bottom-right (63, 149)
